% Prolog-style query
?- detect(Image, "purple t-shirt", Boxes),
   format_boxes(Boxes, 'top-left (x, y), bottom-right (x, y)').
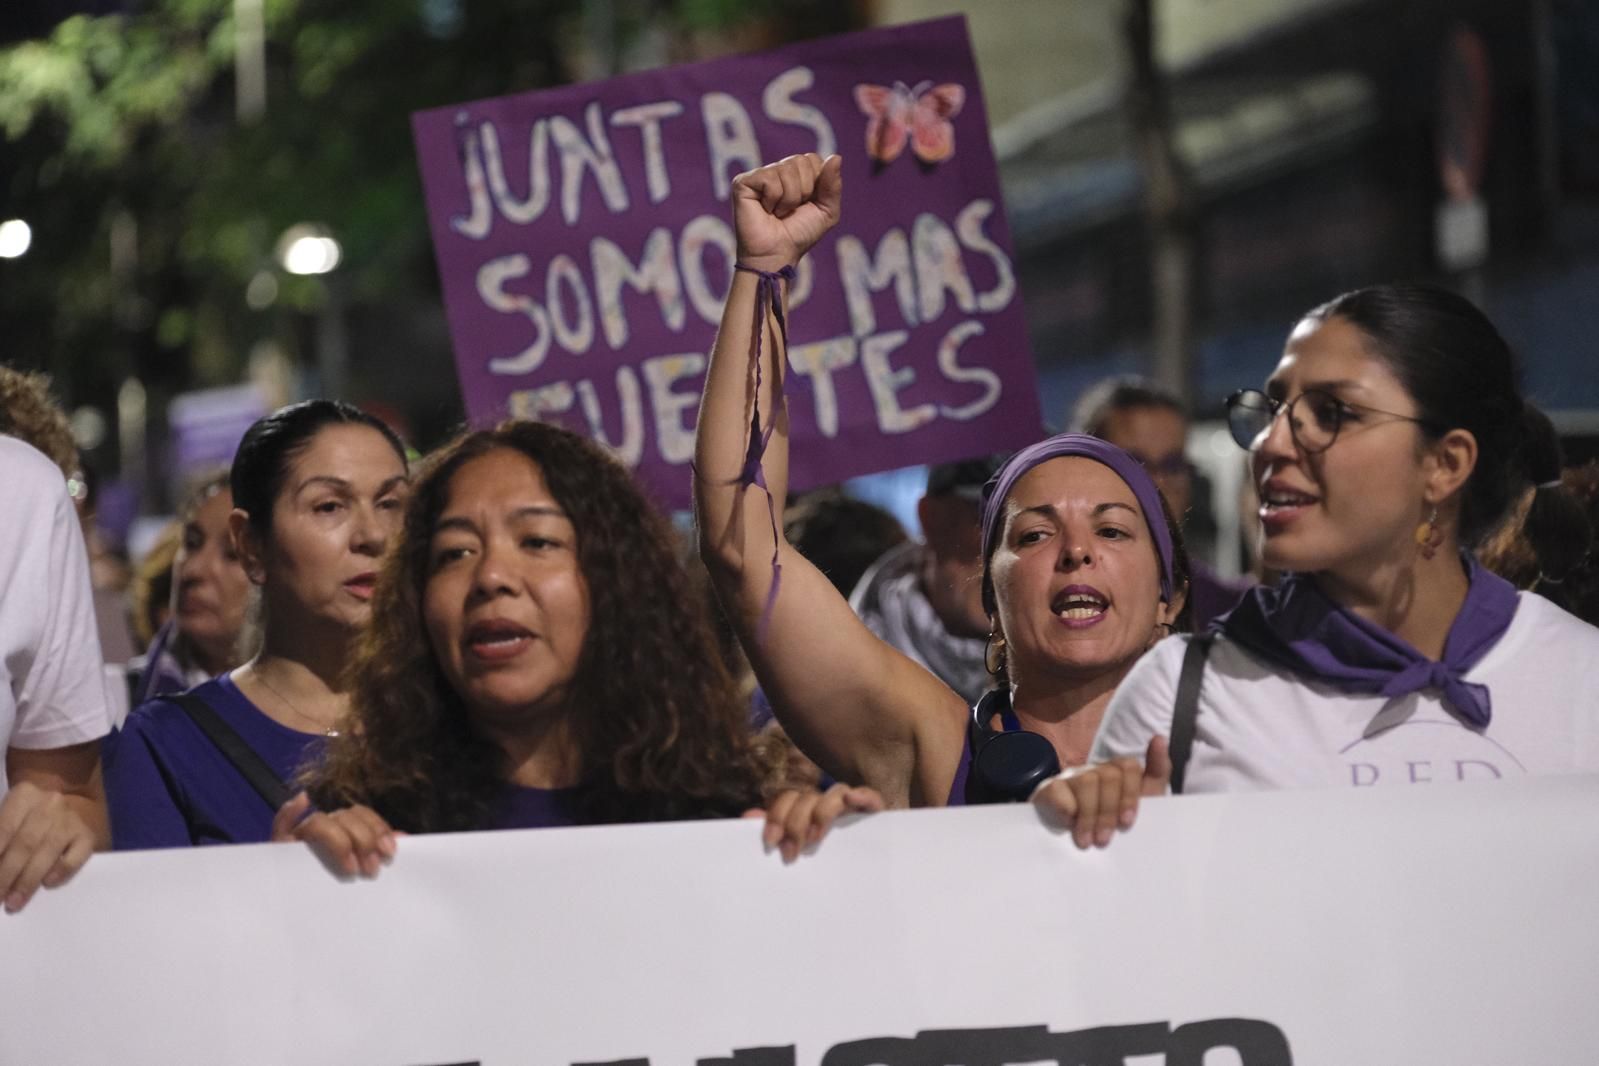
top-left (488, 785), bottom-right (582, 829)
top-left (946, 695), bottom-right (1020, 806)
top-left (947, 741), bottom-right (972, 807)
top-left (105, 674), bottom-right (325, 850)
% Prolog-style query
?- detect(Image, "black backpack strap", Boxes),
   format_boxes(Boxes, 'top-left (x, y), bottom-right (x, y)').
top-left (168, 692), bottom-right (294, 813)
top-left (1168, 632), bottom-right (1215, 796)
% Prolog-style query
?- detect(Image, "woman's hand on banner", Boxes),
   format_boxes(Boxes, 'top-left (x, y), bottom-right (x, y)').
top-left (731, 153), bottom-right (844, 273)
top-left (271, 791), bottom-right (398, 879)
top-left (1030, 737), bottom-right (1172, 849)
top-left (747, 782), bottom-right (884, 863)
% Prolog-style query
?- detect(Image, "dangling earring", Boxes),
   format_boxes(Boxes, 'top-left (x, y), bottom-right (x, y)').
top-left (984, 630), bottom-right (1007, 676)
top-left (1414, 505), bottom-right (1443, 560)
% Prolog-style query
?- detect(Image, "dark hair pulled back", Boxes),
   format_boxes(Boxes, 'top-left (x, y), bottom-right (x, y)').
top-left (1305, 283), bottom-right (1592, 572)
top-left (230, 400), bottom-right (407, 534)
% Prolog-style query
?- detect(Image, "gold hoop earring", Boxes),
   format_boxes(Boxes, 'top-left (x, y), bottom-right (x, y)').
top-left (984, 630), bottom-right (1007, 676)
top-left (1414, 505), bottom-right (1443, 560)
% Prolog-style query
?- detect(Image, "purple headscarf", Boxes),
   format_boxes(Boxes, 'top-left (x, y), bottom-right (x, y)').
top-left (979, 433), bottom-right (1177, 612)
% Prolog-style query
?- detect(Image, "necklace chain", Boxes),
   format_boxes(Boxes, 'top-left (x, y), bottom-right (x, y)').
top-left (253, 667), bottom-right (340, 737)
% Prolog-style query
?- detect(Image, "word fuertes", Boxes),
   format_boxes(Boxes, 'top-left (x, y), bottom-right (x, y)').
top-left (443, 67), bottom-right (1016, 468)
top-left (419, 1018), bottom-right (1294, 1066)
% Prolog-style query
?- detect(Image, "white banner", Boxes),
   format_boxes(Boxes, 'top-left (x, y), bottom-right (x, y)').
top-left (5, 774), bottom-right (1599, 1064)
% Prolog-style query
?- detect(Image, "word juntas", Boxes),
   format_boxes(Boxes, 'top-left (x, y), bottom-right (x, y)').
top-left (449, 66), bottom-right (841, 236)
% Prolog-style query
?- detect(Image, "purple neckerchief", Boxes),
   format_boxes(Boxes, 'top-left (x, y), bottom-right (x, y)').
top-left (979, 433), bottom-right (1176, 607)
top-left (1216, 555), bottom-right (1520, 729)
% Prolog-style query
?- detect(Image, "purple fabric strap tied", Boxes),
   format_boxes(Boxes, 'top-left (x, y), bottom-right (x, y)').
top-left (1216, 554), bottom-right (1520, 729)
top-left (979, 433), bottom-right (1177, 603)
top-left (131, 618), bottom-right (190, 706)
top-left (729, 262), bottom-right (796, 640)
top-left (291, 795), bottom-right (320, 829)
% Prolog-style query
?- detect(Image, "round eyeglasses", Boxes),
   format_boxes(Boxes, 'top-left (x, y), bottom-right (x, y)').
top-left (1225, 388), bottom-right (1436, 454)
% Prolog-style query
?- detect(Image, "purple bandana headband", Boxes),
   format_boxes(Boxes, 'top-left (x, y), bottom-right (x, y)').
top-left (979, 433), bottom-right (1177, 608)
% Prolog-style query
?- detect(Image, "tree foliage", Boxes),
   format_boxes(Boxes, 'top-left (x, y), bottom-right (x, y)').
top-left (0, 0), bottom-right (859, 455)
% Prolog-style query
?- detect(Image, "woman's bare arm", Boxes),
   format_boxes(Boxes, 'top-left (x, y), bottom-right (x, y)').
top-left (694, 154), bottom-right (966, 807)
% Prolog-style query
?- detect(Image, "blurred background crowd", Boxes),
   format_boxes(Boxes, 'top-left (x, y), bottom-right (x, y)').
top-left (2, 0), bottom-right (1598, 702)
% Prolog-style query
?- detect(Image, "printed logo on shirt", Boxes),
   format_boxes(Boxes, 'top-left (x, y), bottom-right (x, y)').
top-left (1340, 708), bottom-right (1525, 787)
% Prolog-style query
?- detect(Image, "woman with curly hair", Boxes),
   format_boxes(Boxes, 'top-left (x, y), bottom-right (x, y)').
top-left (1, 366), bottom-right (136, 669)
top-left (0, 366), bottom-right (78, 479)
top-left (277, 419), bottom-right (879, 875)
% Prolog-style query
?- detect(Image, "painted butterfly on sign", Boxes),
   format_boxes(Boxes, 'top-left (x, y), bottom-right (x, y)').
top-left (853, 80), bottom-right (966, 167)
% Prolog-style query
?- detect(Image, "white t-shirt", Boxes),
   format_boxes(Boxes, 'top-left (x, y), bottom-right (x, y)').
top-left (1092, 592), bottom-right (1599, 792)
top-left (0, 436), bottom-right (112, 796)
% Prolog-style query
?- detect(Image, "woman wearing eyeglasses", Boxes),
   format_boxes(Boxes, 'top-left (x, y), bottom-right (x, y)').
top-left (1034, 283), bottom-right (1599, 843)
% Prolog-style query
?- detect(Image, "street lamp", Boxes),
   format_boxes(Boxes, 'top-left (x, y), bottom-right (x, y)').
top-left (274, 223), bottom-right (347, 397)
top-left (275, 223), bottom-right (341, 275)
top-left (0, 219), bottom-right (32, 259)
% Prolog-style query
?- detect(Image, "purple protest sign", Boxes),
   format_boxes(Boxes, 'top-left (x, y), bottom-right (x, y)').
top-left (167, 384), bottom-right (267, 476)
top-left (412, 16), bottom-right (1042, 509)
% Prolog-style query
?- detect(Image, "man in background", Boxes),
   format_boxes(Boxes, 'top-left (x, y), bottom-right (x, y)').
top-left (1072, 375), bottom-right (1253, 630)
top-left (850, 457), bottom-right (999, 706)
top-left (785, 489), bottom-right (907, 598)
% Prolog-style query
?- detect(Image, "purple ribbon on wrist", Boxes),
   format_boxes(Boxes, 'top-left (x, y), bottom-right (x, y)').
top-left (704, 262), bottom-right (796, 642)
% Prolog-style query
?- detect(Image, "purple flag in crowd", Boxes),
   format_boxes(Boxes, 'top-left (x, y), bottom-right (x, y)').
top-left (412, 16), bottom-right (1043, 508)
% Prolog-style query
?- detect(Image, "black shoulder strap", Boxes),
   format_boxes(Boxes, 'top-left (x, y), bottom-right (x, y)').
top-left (1168, 632), bottom-right (1215, 796)
top-left (169, 692), bottom-right (294, 813)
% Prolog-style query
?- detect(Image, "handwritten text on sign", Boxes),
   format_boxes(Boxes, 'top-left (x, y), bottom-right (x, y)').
top-left (412, 17), bottom-right (1042, 507)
